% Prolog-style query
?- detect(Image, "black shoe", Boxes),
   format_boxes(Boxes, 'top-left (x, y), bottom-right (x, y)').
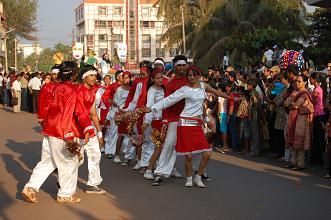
top-left (152, 176), bottom-right (162, 186)
top-left (106, 154), bottom-right (113, 159)
top-left (195, 171), bottom-right (212, 182)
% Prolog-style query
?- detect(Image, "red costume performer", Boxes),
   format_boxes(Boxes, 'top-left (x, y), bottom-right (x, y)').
top-left (37, 82), bottom-right (57, 124)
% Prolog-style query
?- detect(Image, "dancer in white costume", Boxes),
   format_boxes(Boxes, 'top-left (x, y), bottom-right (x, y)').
top-left (145, 65), bottom-right (231, 188)
top-left (103, 71), bottom-right (123, 158)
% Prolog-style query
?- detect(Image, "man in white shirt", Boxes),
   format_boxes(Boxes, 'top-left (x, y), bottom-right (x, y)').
top-left (28, 72), bottom-right (42, 113)
top-left (263, 47), bottom-right (274, 68)
top-left (11, 74), bottom-right (22, 113)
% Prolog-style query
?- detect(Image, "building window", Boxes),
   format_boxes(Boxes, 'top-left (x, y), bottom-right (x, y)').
top-left (98, 6), bottom-right (107, 16)
top-left (112, 21), bottom-right (124, 28)
top-left (99, 34), bottom-right (108, 42)
top-left (113, 7), bottom-right (122, 16)
top-left (95, 20), bottom-right (107, 28)
top-left (142, 48), bottom-right (151, 58)
top-left (142, 34), bottom-right (151, 44)
top-left (141, 7), bottom-right (149, 17)
top-left (141, 21), bottom-right (155, 28)
top-left (112, 34), bottom-right (123, 43)
top-left (87, 35), bottom-right (94, 46)
top-left (156, 48), bottom-right (165, 57)
top-left (80, 8), bottom-right (84, 19)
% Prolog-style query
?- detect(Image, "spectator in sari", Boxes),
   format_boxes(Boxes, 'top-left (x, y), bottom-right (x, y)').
top-left (284, 75), bottom-right (313, 170)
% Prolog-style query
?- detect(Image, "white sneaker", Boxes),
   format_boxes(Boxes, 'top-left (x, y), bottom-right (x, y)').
top-left (100, 147), bottom-right (105, 153)
top-left (133, 161), bottom-right (141, 170)
top-left (113, 155), bottom-right (121, 164)
top-left (171, 168), bottom-right (183, 178)
top-left (144, 170), bottom-right (154, 180)
top-left (194, 175), bottom-right (206, 188)
top-left (185, 176), bottom-right (193, 187)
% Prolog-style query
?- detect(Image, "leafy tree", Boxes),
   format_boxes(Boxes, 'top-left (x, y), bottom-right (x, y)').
top-left (2, 0), bottom-right (38, 68)
top-left (307, 8), bottom-right (331, 65)
top-left (157, 0), bottom-right (308, 68)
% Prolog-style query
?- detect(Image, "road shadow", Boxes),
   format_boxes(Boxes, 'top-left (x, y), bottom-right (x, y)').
top-left (0, 182), bottom-right (13, 220)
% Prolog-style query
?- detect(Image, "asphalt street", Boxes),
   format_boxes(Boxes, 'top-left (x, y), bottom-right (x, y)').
top-left (0, 108), bottom-right (330, 220)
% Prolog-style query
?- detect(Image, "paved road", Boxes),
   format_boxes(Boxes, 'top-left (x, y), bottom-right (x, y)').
top-left (0, 108), bottom-right (331, 220)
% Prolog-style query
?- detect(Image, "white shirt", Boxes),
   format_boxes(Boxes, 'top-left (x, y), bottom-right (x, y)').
top-left (144, 86), bottom-right (164, 124)
top-left (106, 86), bottom-right (129, 120)
top-left (28, 77), bottom-right (42, 90)
top-left (264, 49), bottom-right (274, 61)
top-left (6, 78), bottom-right (11, 89)
top-left (218, 97), bottom-right (228, 113)
top-left (223, 55), bottom-right (229, 66)
top-left (125, 82), bottom-right (143, 111)
top-left (152, 83), bottom-right (206, 118)
top-left (0, 76), bottom-right (3, 86)
top-left (12, 80), bottom-right (21, 92)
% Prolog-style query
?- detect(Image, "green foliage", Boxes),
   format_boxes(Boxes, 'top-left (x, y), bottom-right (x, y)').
top-left (307, 8), bottom-right (331, 65)
top-left (158, 0), bottom-right (308, 68)
top-left (18, 43), bottom-right (73, 72)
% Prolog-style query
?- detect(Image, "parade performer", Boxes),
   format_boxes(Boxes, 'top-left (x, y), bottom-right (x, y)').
top-left (149, 55), bottom-right (189, 186)
top-left (108, 71), bottom-right (132, 164)
top-left (145, 65), bottom-right (231, 188)
top-left (142, 68), bottom-right (166, 180)
top-left (75, 65), bottom-right (106, 194)
top-left (120, 63), bottom-right (151, 168)
top-left (102, 71), bottom-right (123, 158)
top-left (22, 61), bottom-right (85, 203)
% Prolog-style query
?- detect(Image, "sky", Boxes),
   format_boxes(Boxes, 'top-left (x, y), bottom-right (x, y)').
top-left (36, 0), bottom-right (81, 48)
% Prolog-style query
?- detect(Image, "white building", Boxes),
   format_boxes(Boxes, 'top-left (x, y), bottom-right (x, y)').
top-left (75, 0), bottom-right (175, 68)
top-left (19, 43), bottom-right (43, 58)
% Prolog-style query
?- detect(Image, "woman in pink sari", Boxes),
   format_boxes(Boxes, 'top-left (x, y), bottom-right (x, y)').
top-left (284, 75), bottom-right (313, 170)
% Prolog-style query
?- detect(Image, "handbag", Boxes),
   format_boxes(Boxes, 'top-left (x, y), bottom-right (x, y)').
top-left (11, 97), bottom-right (18, 106)
top-left (298, 102), bottom-right (314, 115)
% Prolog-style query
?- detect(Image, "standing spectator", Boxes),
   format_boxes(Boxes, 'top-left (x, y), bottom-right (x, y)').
top-left (247, 78), bottom-right (261, 156)
top-left (0, 72), bottom-right (3, 107)
top-left (309, 72), bottom-right (326, 165)
top-left (2, 72), bottom-right (9, 107)
top-left (217, 83), bottom-right (229, 153)
top-left (284, 75), bottom-right (313, 170)
top-left (228, 81), bottom-right (241, 152)
top-left (20, 72), bottom-right (29, 111)
top-left (237, 89), bottom-right (250, 155)
top-left (263, 47), bottom-right (274, 68)
top-left (272, 45), bottom-right (281, 66)
top-left (223, 52), bottom-right (230, 69)
top-left (11, 74), bottom-right (22, 113)
top-left (28, 72), bottom-right (42, 113)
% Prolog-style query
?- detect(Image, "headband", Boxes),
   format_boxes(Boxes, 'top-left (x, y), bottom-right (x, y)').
top-left (154, 60), bottom-right (164, 66)
top-left (140, 66), bottom-right (149, 74)
top-left (51, 69), bottom-right (60, 74)
top-left (82, 70), bottom-right (97, 79)
top-left (174, 60), bottom-right (187, 67)
top-left (122, 71), bottom-right (132, 77)
top-left (150, 68), bottom-right (163, 78)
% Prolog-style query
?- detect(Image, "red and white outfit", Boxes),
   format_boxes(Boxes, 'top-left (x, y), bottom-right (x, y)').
top-left (74, 84), bottom-right (103, 187)
top-left (140, 85), bottom-right (165, 167)
top-left (25, 81), bottom-right (83, 198)
top-left (152, 82), bottom-right (210, 155)
top-left (102, 82), bottom-right (121, 155)
top-left (152, 76), bottom-right (188, 177)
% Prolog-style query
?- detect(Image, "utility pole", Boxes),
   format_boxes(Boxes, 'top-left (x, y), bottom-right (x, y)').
top-left (3, 28), bottom-right (15, 73)
top-left (14, 38), bottom-right (17, 70)
top-left (180, 5), bottom-right (186, 55)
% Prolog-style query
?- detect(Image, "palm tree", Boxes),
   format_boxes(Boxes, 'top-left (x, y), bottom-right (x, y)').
top-left (156, 0), bottom-right (307, 68)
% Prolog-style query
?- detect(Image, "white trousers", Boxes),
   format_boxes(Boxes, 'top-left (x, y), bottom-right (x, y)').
top-left (80, 136), bottom-right (103, 186)
top-left (123, 135), bottom-right (136, 160)
top-left (154, 122), bottom-right (178, 177)
top-left (25, 136), bottom-right (79, 197)
top-left (104, 119), bottom-right (118, 155)
top-left (140, 126), bottom-right (154, 167)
